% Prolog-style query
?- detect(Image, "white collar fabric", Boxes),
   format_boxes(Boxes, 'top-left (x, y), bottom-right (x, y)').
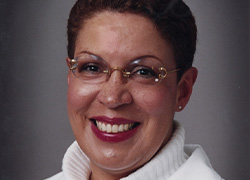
top-left (59, 122), bottom-right (223, 180)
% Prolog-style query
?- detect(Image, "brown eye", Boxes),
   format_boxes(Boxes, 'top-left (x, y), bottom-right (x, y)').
top-left (131, 66), bottom-right (157, 78)
top-left (136, 68), bottom-right (152, 76)
top-left (81, 64), bottom-right (100, 72)
top-left (79, 63), bottom-right (103, 74)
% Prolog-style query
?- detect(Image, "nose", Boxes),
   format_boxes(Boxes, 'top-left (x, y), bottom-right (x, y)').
top-left (96, 70), bottom-right (133, 109)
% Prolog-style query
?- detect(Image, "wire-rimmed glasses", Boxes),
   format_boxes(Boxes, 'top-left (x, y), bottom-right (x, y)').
top-left (68, 53), bottom-right (180, 85)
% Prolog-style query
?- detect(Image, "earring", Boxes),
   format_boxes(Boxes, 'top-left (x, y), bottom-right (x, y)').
top-left (178, 105), bottom-right (182, 110)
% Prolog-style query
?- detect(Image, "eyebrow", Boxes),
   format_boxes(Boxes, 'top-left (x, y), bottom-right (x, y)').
top-left (77, 50), bottom-right (104, 61)
top-left (132, 55), bottom-right (162, 63)
top-left (77, 51), bottom-right (162, 63)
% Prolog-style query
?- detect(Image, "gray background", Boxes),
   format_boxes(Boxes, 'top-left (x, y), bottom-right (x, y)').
top-left (0, 0), bottom-right (249, 180)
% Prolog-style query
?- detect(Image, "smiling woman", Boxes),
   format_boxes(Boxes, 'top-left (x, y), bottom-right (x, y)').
top-left (45, 0), bottom-right (223, 180)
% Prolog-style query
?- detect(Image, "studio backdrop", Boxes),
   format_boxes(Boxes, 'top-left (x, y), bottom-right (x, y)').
top-left (0, 0), bottom-right (249, 180)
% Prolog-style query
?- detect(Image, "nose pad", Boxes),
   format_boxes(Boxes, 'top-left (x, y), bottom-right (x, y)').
top-left (109, 67), bottom-right (130, 78)
top-left (97, 71), bottom-right (133, 109)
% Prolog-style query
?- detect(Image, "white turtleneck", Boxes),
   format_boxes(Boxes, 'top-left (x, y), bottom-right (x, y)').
top-left (45, 122), bottom-right (223, 180)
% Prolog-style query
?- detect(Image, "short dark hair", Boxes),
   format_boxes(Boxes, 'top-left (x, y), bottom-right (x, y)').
top-left (67, 0), bottom-right (197, 80)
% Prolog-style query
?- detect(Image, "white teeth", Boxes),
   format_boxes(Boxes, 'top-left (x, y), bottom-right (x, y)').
top-left (96, 121), bottom-right (135, 133)
top-left (102, 123), bottom-right (106, 131)
top-left (118, 124), bottom-right (124, 132)
top-left (124, 124), bottom-right (129, 131)
top-left (107, 124), bottom-right (112, 133)
top-left (112, 124), bottom-right (119, 133)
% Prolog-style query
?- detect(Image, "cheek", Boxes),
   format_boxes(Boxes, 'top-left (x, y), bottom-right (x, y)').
top-left (67, 82), bottom-right (99, 113)
top-left (134, 85), bottom-right (177, 116)
top-left (67, 82), bottom-right (100, 139)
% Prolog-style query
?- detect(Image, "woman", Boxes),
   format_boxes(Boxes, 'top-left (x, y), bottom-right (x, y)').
top-left (47, 0), bottom-right (223, 179)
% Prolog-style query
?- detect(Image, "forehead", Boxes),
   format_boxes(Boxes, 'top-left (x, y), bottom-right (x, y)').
top-left (75, 11), bottom-right (175, 67)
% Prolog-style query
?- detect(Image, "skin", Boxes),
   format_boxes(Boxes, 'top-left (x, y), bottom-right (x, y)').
top-left (67, 11), bottom-right (197, 180)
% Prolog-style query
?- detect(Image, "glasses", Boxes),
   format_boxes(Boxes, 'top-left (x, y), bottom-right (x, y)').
top-left (68, 53), bottom-right (180, 85)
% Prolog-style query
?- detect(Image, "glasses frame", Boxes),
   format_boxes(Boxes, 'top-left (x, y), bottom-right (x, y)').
top-left (68, 57), bottom-right (180, 83)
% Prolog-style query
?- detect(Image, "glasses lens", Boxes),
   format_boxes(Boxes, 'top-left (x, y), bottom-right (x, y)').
top-left (127, 58), bottom-right (165, 84)
top-left (71, 54), bottom-right (168, 85)
top-left (72, 53), bottom-right (108, 83)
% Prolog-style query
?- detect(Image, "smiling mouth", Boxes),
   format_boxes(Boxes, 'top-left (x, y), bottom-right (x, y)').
top-left (91, 119), bottom-right (140, 134)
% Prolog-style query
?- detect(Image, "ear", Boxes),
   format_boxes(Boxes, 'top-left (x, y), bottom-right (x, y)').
top-left (66, 57), bottom-right (71, 68)
top-left (66, 57), bottom-right (71, 85)
top-left (175, 67), bottom-right (198, 112)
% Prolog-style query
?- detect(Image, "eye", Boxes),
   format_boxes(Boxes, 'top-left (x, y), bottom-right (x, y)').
top-left (79, 63), bottom-right (102, 73)
top-left (136, 68), bottom-right (152, 76)
top-left (131, 66), bottom-right (157, 78)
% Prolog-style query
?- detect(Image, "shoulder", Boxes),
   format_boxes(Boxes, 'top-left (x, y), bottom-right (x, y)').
top-left (169, 144), bottom-right (224, 180)
top-left (44, 172), bottom-right (66, 180)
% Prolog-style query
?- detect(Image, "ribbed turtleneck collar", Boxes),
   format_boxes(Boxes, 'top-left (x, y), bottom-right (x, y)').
top-left (62, 121), bottom-right (187, 180)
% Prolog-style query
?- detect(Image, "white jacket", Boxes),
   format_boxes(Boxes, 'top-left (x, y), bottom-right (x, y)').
top-left (45, 123), bottom-right (224, 180)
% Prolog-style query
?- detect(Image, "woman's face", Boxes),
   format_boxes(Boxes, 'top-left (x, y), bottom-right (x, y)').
top-left (67, 11), bottom-right (179, 179)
